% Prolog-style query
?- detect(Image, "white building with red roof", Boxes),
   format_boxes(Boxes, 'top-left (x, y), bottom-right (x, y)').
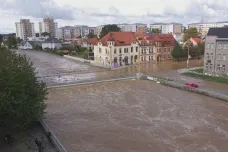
top-left (93, 32), bottom-right (176, 68)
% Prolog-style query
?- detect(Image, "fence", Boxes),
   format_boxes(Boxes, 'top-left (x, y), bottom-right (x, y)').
top-left (40, 120), bottom-right (67, 152)
top-left (146, 76), bottom-right (228, 102)
top-left (49, 75), bottom-right (136, 89)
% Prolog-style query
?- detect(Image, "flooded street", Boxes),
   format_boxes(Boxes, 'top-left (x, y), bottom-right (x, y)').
top-left (46, 80), bottom-right (228, 152)
top-left (17, 50), bottom-right (204, 85)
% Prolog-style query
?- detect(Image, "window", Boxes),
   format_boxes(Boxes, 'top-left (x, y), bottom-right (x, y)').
top-left (223, 55), bottom-right (226, 61)
top-left (99, 48), bottom-right (102, 53)
top-left (164, 48), bottom-right (166, 52)
top-left (141, 57), bottom-right (143, 61)
top-left (105, 49), bottom-right (108, 54)
top-left (141, 49), bottom-right (143, 54)
top-left (207, 43), bottom-right (210, 49)
top-left (131, 47), bottom-right (133, 52)
top-left (136, 47), bottom-right (138, 52)
top-left (119, 48), bottom-right (122, 53)
top-left (224, 44), bottom-right (227, 49)
top-left (222, 65), bottom-right (225, 72)
top-left (218, 44), bottom-right (222, 49)
top-left (114, 49), bottom-right (117, 54)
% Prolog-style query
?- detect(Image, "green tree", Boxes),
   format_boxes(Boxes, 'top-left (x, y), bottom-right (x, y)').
top-left (100, 24), bottom-right (121, 38)
top-left (152, 28), bottom-right (161, 34)
top-left (59, 45), bottom-right (74, 51)
top-left (6, 36), bottom-right (17, 49)
top-left (87, 33), bottom-right (95, 38)
top-left (223, 25), bottom-right (228, 27)
top-left (41, 32), bottom-right (50, 37)
top-left (183, 28), bottom-right (200, 42)
top-left (0, 47), bottom-right (48, 131)
top-left (171, 42), bottom-right (187, 60)
top-left (0, 34), bottom-right (3, 43)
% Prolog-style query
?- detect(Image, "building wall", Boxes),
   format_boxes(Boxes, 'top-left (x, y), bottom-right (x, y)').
top-left (39, 18), bottom-right (58, 37)
top-left (42, 43), bottom-right (62, 50)
top-left (94, 42), bottom-right (159, 67)
top-left (188, 22), bottom-right (228, 36)
top-left (15, 19), bottom-right (35, 40)
top-left (214, 40), bottom-right (228, 75)
top-left (204, 36), bottom-right (219, 74)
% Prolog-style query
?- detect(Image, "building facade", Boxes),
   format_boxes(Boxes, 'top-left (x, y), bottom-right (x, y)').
top-left (204, 28), bottom-right (228, 76)
top-left (15, 19), bottom-right (35, 40)
top-left (58, 26), bottom-right (91, 40)
top-left (150, 23), bottom-right (182, 34)
top-left (117, 23), bottom-right (147, 34)
top-left (188, 21), bottom-right (228, 36)
top-left (93, 32), bottom-right (175, 68)
top-left (39, 18), bottom-right (58, 37)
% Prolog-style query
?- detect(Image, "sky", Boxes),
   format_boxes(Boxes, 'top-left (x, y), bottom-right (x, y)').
top-left (1, 0), bottom-right (228, 33)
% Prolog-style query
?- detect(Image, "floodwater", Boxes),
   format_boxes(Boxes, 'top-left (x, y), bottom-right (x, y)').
top-left (46, 80), bottom-right (228, 152)
top-left (16, 50), bottom-right (204, 85)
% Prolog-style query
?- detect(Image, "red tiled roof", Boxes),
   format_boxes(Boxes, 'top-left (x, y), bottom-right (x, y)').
top-left (98, 32), bottom-right (176, 46)
top-left (136, 34), bottom-right (176, 46)
top-left (98, 32), bottom-right (137, 46)
top-left (191, 38), bottom-right (202, 44)
top-left (87, 37), bottom-right (99, 45)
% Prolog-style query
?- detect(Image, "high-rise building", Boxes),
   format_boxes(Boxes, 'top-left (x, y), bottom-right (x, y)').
top-left (39, 18), bottom-right (58, 37)
top-left (15, 19), bottom-right (35, 40)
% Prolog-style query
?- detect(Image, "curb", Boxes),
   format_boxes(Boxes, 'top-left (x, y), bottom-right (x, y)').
top-left (40, 120), bottom-right (67, 152)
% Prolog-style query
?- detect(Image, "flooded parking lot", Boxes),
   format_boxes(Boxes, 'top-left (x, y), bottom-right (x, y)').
top-left (46, 80), bottom-right (228, 152)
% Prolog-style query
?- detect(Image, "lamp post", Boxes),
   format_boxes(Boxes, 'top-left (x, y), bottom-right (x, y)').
top-left (186, 39), bottom-right (191, 69)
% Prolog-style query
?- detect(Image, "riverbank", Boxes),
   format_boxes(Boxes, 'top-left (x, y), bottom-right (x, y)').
top-left (183, 72), bottom-right (228, 84)
top-left (179, 67), bottom-right (228, 84)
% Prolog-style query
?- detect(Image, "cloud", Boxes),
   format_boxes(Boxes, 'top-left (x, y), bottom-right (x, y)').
top-left (1, 0), bottom-right (228, 33)
top-left (2, 0), bottom-right (77, 20)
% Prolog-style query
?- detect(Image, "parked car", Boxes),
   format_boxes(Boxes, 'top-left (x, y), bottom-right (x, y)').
top-left (184, 83), bottom-right (198, 88)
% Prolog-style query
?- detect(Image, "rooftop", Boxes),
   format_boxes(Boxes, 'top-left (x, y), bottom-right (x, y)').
top-left (207, 28), bottom-right (228, 38)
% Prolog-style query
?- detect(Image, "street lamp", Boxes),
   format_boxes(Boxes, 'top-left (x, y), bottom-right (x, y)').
top-left (186, 39), bottom-right (192, 69)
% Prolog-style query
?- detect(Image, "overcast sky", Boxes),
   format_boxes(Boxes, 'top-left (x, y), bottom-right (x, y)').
top-left (1, 0), bottom-right (228, 33)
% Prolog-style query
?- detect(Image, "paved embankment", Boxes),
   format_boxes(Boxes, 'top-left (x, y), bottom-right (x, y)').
top-left (146, 76), bottom-right (228, 102)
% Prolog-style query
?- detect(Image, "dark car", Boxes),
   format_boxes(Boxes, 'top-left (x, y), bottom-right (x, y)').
top-left (184, 83), bottom-right (198, 88)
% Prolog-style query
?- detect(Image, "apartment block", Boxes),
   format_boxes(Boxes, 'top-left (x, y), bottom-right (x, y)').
top-left (39, 18), bottom-right (58, 37)
top-left (117, 23), bottom-right (147, 34)
top-left (188, 21), bottom-right (228, 36)
top-left (204, 28), bottom-right (228, 76)
top-left (150, 23), bottom-right (183, 34)
top-left (15, 19), bottom-right (35, 40)
top-left (93, 32), bottom-right (175, 68)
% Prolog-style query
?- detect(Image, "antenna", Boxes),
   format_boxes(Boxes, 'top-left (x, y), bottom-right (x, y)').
top-left (201, 17), bottom-right (204, 23)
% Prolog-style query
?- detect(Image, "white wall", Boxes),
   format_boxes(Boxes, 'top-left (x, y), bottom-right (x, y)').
top-left (42, 43), bottom-right (62, 50)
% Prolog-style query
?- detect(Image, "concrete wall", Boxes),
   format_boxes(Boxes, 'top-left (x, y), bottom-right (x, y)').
top-left (64, 55), bottom-right (90, 63)
top-left (40, 120), bottom-right (67, 152)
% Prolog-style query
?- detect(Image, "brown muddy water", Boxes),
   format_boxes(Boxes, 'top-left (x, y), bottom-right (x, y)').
top-left (46, 80), bottom-right (228, 152)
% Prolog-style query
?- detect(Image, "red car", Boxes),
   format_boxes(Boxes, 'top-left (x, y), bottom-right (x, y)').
top-left (184, 83), bottom-right (198, 88)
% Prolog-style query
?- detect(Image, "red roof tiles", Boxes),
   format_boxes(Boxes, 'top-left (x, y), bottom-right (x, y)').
top-left (98, 32), bottom-right (176, 46)
top-left (87, 37), bottom-right (99, 45)
top-left (98, 32), bottom-right (137, 46)
top-left (191, 38), bottom-right (202, 44)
